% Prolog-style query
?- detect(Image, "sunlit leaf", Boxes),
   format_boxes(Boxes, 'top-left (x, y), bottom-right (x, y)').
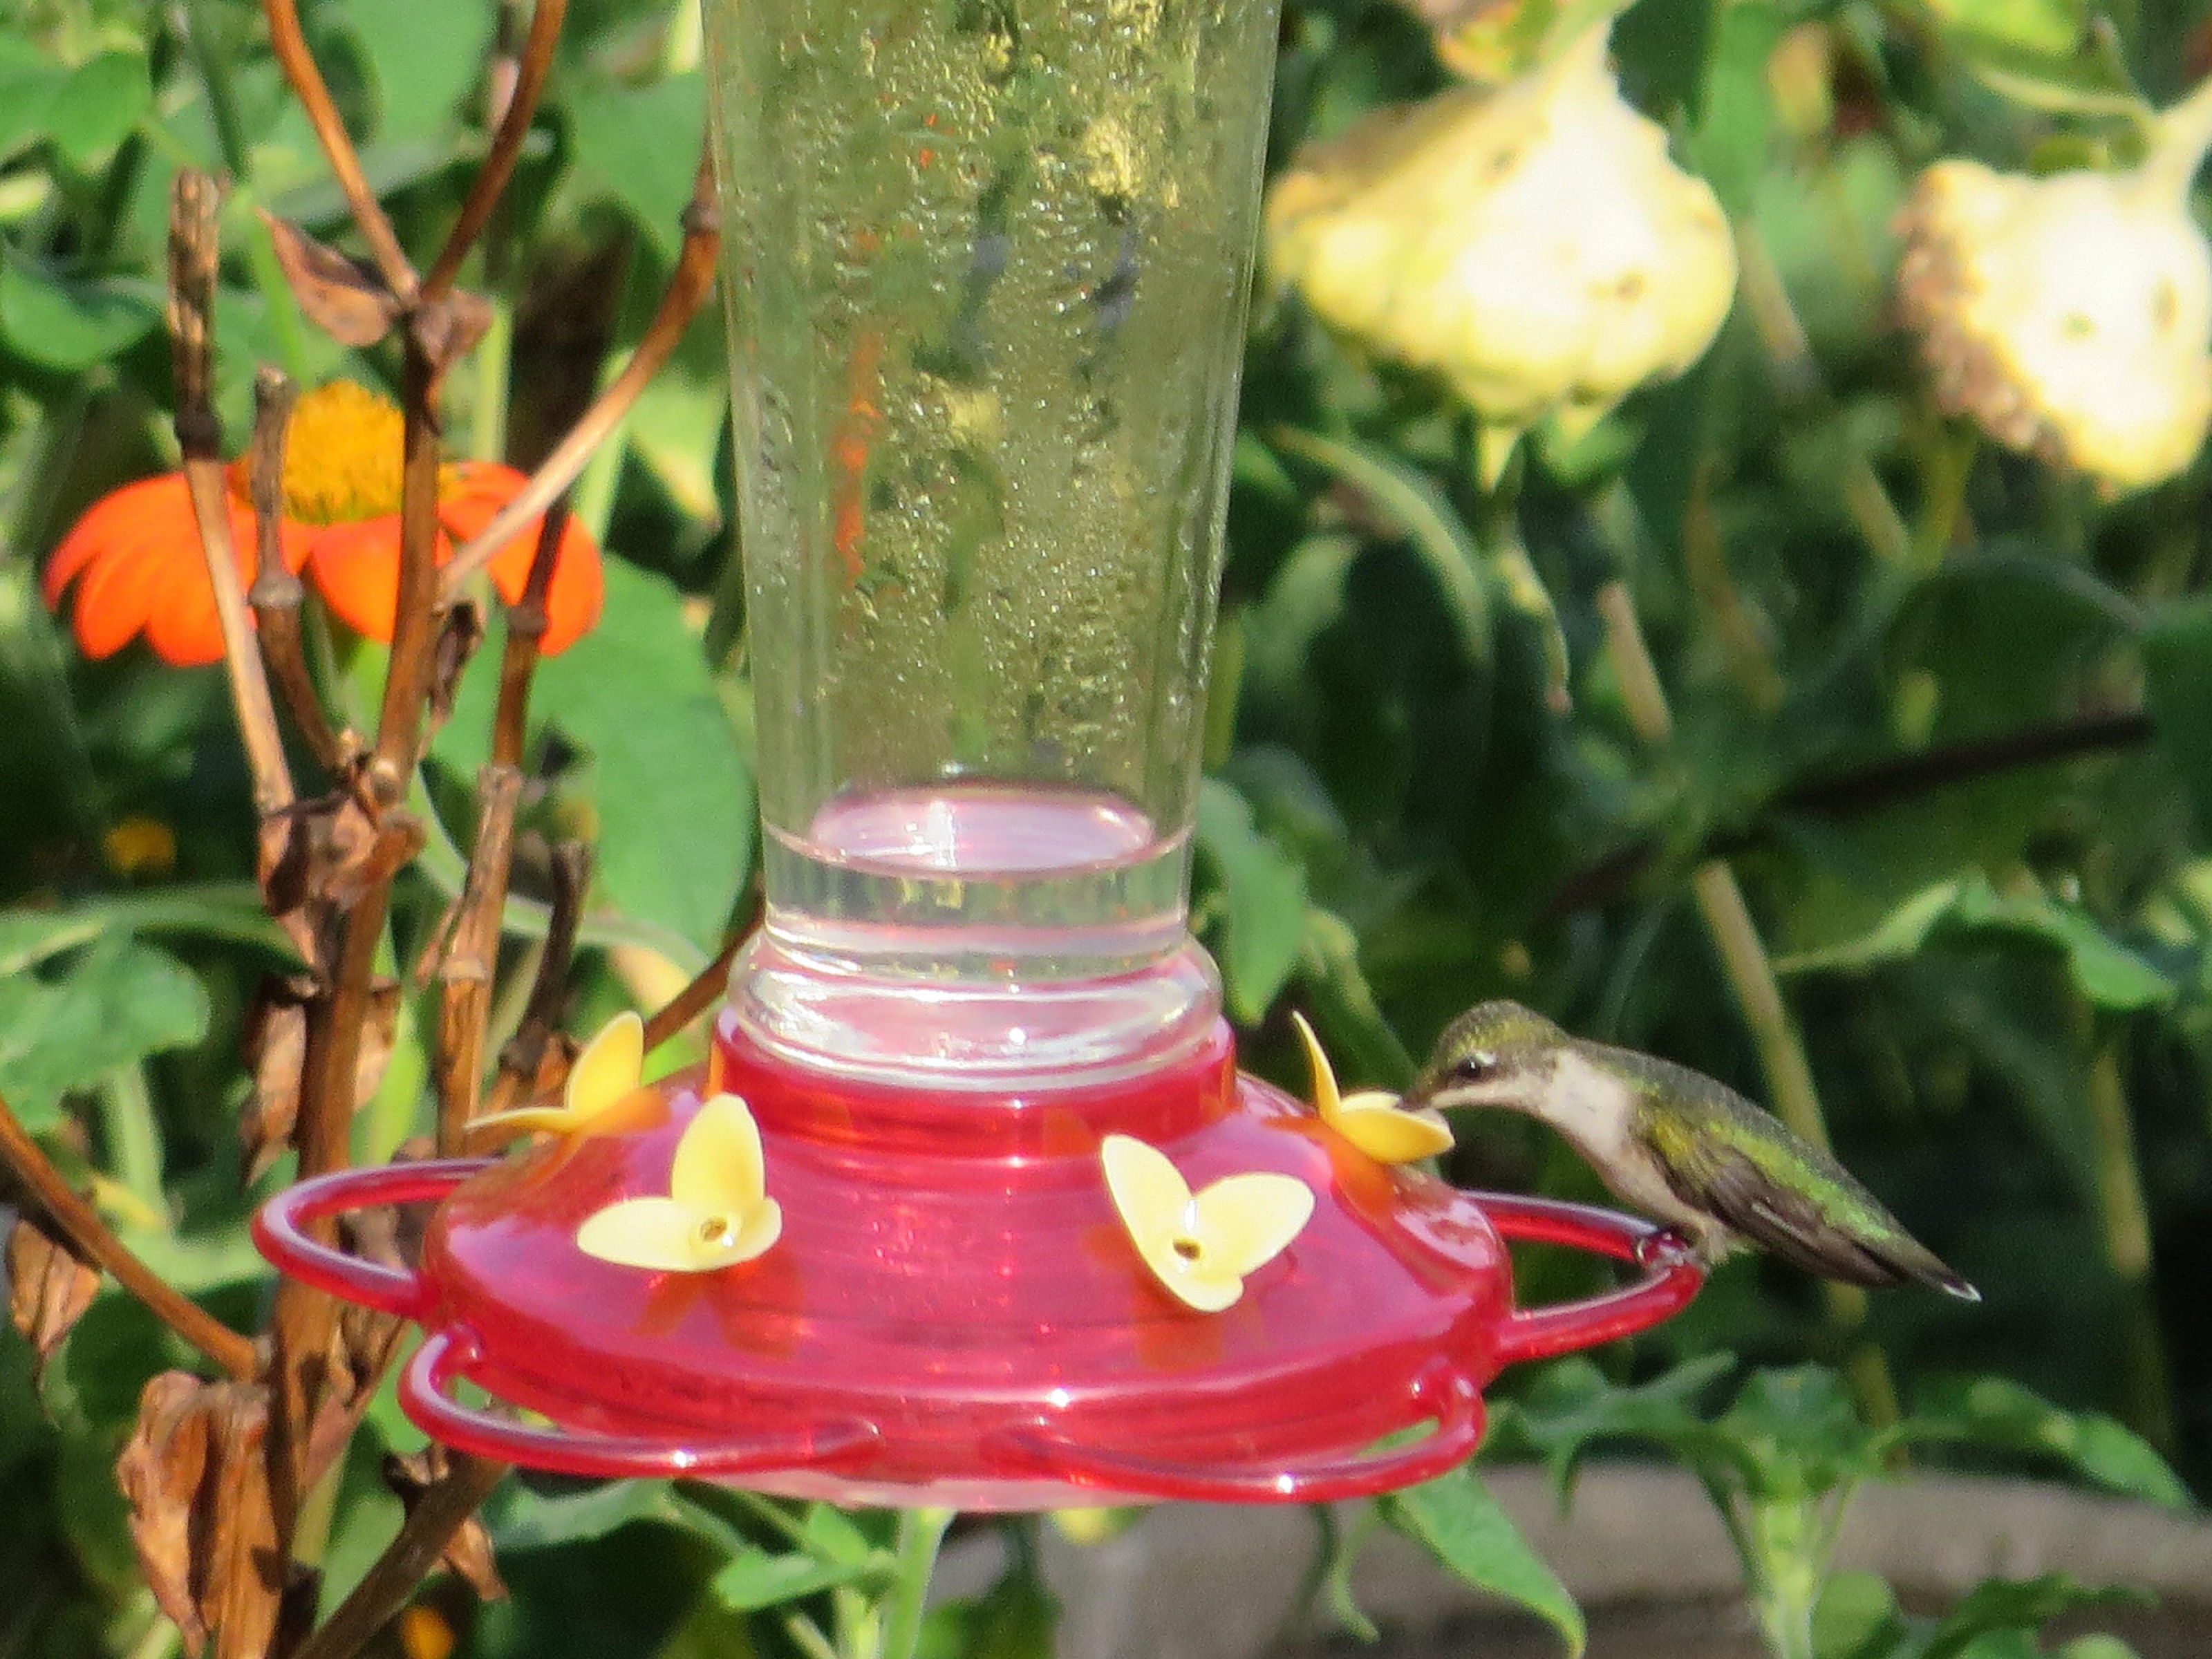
top-left (1382, 1464), bottom-right (1586, 1658)
top-left (1195, 778), bottom-right (1309, 1024)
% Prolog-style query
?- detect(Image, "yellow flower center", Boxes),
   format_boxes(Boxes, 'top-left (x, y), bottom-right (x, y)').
top-left (263, 382), bottom-right (408, 525)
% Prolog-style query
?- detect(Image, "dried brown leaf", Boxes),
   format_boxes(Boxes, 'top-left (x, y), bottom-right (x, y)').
top-left (6, 1215), bottom-right (100, 1387)
top-left (429, 601), bottom-right (487, 735)
top-left (414, 290), bottom-right (496, 372)
top-left (117, 1373), bottom-right (216, 1654)
top-left (117, 1376), bottom-right (290, 1659)
top-left (259, 212), bottom-right (402, 348)
top-left (240, 976), bottom-right (403, 1183)
top-left (384, 1447), bottom-right (507, 1602)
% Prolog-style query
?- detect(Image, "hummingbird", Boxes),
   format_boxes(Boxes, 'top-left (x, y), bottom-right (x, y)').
top-left (1403, 1001), bottom-right (1978, 1300)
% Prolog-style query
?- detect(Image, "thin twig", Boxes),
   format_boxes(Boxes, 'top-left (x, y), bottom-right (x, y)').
top-left (0, 1089), bottom-right (257, 1380)
top-left (641, 926), bottom-right (748, 1052)
top-left (248, 371), bottom-right (357, 776)
top-left (367, 341), bottom-right (449, 803)
top-left (169, 171), bottom-right (294, 821)
top-left (291, 1454), bottom-right (508, 1659)
top-left (438, 151), bottom-right (720, 601)
top-left (482, 843), bottom-right (592, 1116)
top-left (435, 771), bottom-right (523, 1154)
top-left (433, 501), bottom-right (570, 1151)
top-left (1543, 707), bottom-right (2156, 917)
top-left (492, 498), bottom-right (568, 767)
top-left (258, 0), bottom-right (418, 302)
top-left (421, 0), bottom-right (568, 304)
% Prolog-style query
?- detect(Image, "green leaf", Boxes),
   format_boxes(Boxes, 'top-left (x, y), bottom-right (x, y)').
top-left (1195, 777), bottom-right (1309, 1024)
top-left (1780, 877), bottom-right (2171, 1011)
top-left (1716, 1367), bottom-right (1886, 1499)
top-left (710, 1546), bottom-right (877, 1612)
top-left (485, 1477), bottom-right (694, 1553)
top-left (1895, 1378), bottom-right (2191, 1510)
top-left (917, 1562), bottom-right (1059, 1659)
top-left (0, 256), bottom-right (160, 373)
top-left (800, 1502), bottom-right (874, 1568)
top-left (0, 36), bottom-right (64, 165)
top-left (46, 53), bottom-right (149, 167)
top-left (0, 909), bottom-right (111, 977)
top-left (1691, 1), bottom-right (1789, 217)
top-left (1918, 1576), bottom-right (2148, 1659)
top-left (0, 939), bottom-right (208, 1131)
top-left (1381, 1464), bottom-right (1586, 1658)
top-left (474, 559), bottom-right (752, 950)
top-left (1498, 1354), bottom-right (1741, 1500)
top-left (2142, 593), bottom-right (2212, 842)
top-left (1815, 1571), bottom-right (1904, 1659)
top-left (1266, 427), bottom-right (1492, 672)
top-left (1898, 0), bottom-right (2136, 104)
top-left (563, 74), bottom-right (708, 260)
top-left (2056, 1638), bottom-right (2142, 1659)
top-left (1245, 532), bottom-right (1358, 707)
top-left (336, 0), bottom-right (496, 142)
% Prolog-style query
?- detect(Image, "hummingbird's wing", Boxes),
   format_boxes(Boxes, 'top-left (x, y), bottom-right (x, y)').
top-left (1638, 1108), bottom-right (1979, 1299)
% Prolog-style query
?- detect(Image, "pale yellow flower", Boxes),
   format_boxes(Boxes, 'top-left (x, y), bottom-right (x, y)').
top-left (574, 1094), bottom-right (783, 1274)
top-left (1291, 1011), bottom-right (1454, 1165)
top-left (1266, 26), bottom-right (1735, 480)
top-left (1100, 1134), bottom-right (1313, 1313)
top-left (468, 1010), bottom-right (644, 1145)
top-left (1899, 138), bottom-right (2212, 494)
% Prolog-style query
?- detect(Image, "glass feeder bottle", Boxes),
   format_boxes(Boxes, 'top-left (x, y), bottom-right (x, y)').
top-left (706, 0), bottom-right (1280, 1085)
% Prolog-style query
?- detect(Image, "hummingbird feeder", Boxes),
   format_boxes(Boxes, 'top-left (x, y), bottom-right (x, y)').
top-left (255, 0), bottom-right (1702, 1510)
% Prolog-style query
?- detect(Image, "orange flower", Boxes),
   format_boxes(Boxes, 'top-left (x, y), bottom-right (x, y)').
top-left (44, 382), bottom-right (603, 667)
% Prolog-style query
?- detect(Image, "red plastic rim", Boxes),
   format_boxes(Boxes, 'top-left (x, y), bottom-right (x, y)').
top-left (253, 1029), bottom-right (1700, 1508)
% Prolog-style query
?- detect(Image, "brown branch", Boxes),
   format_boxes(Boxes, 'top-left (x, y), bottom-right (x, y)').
top-left (0, 1090), bottom-right (257, 1380)
top-left (421, 0), bottom-right (568, 304)
top-left (641, 894), bottom-right (758, 1052)
top-left (438, 151), bottom-right (720, 601)
top-left (291, 1454), bottom-right (507, 1659)
top-left (169, 171), bottom-right (294, 821)
top-left (1778, 707), bottom-right (2154, 819)
top-left (248, 371), bottom-right (358, 776)
top-left (435, 772), bottom-right (523, 1155)
top-left (482, 843), bottom-right (592, 1116)
top-left (367, 341), bottom-right (450, 804)
top-left (433, 500), bottom-right (570, 1152)
top-left (1544, 706), bottom-right (2157, 917)
top-left (258, 0), bottom-right (418, 303)
top-left (494, 497), bottom-right (568, 765)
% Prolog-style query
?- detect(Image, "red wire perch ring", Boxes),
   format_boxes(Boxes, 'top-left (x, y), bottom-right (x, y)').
top-left (250, 1158), bottom-right (479, 1321)
top-left (255, 1161), bottom-right (883, 1480)
top-left (1480, 1192), bottom-right (1703, 1367)
top-left (402, 1327), bottom-right (884, 1479)
top-left (982, 1360), bottom-right (1483, 1503)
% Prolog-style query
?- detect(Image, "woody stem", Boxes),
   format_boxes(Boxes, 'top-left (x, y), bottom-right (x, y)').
top-left (0, 1088), bottom-right (257, 1380)
top-left (169, 171), bottom-right (294, 822)
top-left (438, 151), bottom-right (720, 599)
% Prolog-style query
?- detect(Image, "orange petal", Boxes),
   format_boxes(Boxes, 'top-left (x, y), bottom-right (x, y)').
top-left (68, 521), bottom-right (172, 658)
top-left (307, 516), bottom-right (452, 644)
top-left (140, 545), bottom-right (229, 667)
top-left (45, 476), bottom-right (187, 607)
top-left (440, 463), bottom-right (608, 656)
top-left (46, 474), bottom-right (315, 666)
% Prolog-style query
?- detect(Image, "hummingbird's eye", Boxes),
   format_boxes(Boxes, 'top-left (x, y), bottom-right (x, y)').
top-left (1453, 1049), bottom-right (1499, 1081)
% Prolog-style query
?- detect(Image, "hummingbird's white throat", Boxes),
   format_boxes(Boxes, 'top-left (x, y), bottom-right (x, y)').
top-left (1528, 1049), bottom-right (1638, 1163)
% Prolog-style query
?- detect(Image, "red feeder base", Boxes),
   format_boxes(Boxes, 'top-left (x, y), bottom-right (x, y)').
top-left (256, 1015), bottom-right (1700, 1509)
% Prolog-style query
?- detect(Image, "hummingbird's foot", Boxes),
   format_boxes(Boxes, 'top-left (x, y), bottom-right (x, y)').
top-left (1635, 1226), bottom-right (1698, 1269)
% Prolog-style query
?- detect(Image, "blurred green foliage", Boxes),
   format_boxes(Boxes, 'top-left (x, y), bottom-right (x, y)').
top-left (1, 0), bottom-right (2211, 1651)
